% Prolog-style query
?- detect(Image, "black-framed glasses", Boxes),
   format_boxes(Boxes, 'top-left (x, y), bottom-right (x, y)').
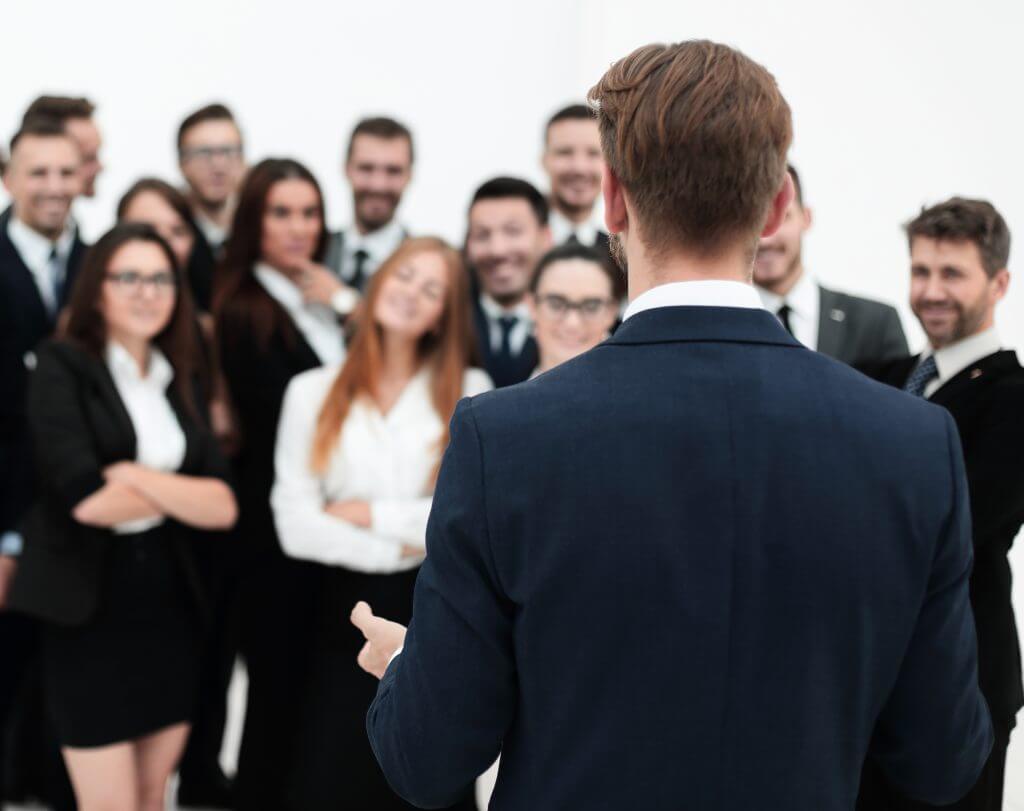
top-left (537, 294), bottom-right (615, 321)
top-left (179, 144), bottom-right (243, 163)
top-left (105, 271), bottom-right (178, 296)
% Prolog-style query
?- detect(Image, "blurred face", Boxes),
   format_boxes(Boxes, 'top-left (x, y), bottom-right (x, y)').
top-left (346, 134), bottom-right (413, 233)
top-left (530, 259), bottom-right (617, 369)
top-left (65, 117), bottom-right (103, 197)
top-left (466, 198), bottom-right (551, 306)
top-left (179, 120), bottom-right (245, 208)
top-left (2, 134), bottom-right (80, 239)
top-left (543, 118), bottom-right (603, 218)
top-left (121, 190), bottom-right (195, 271)
top-left (909, 237), bottom-right (1008, 349)
top-left (373, 249), bottom-right (449, 340)
top-left (753, 192), bottom-right (811, 295)
top-left (101, 240), bottom-right (178, 344)
top-left (260, 178), bottom-right (322, 272)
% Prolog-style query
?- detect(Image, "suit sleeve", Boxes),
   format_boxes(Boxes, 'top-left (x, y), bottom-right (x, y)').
top-left (366, 398), bottom-right (516, 808)
top-left (866, 409), bottom-right (993, 804)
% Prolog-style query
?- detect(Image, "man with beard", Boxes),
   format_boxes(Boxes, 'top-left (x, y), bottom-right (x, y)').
top-left (754, 164), bottom-right (907, 365)
top-left (177, 103), bottom-right (246, 311)
top-left (858, 197), bottom-right (1023, 811)
top-left (325, 117), bottom-right (413, 293)
top-left (465, 176), bottom-right (552, 388)
top-left (0, 118), bottom-right (87, 808)
top-left (22, 96), bottom-right (104, 200)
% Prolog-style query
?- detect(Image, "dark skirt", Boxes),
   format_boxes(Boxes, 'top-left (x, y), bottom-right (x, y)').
top-left (41, 525), bottom-right (200, 748)
top-left (288, 565), bottom-right (477, 811)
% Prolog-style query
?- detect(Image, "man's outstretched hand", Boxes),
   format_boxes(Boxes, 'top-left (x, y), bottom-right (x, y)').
top-left (351, 601), bottom-right (408, 679)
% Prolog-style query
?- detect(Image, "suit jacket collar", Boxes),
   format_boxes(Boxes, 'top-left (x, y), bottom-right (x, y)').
top-left (606, 306), bottom-right (803, 349)
top-left (816, 286), bottom-right (848, 359)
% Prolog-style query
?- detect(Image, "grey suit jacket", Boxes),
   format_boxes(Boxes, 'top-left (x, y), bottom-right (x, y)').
top-left (817, 285), bottom-right (908, 366)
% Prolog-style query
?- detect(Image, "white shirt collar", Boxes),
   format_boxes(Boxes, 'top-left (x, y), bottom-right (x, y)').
top-left (623, 280), bottom-right (765, 321)
top-left (195, 212), bottom-right (228, 248)
top-left (755, 270), bottom-right (817, 318)
top-left (105, 341), bottom-right (175, 389)
top-left (548, 206), bottom-right (604, 246)
top-left (343, 219), bottom-right (406, 259)
top-left (924, 327), bottom-right (1002, 385)
top-left (7, 212), bottom-right (75, 274)
top-left (478, 293), bottom-right (532, 323)
top-left (254, 262), bottom-right (305, 310)
top-left (254, 262), bottom-right (345, 365)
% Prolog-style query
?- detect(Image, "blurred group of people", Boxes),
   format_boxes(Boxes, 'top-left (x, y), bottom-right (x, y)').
top-left (0, 89), bottom-right (1018, 811)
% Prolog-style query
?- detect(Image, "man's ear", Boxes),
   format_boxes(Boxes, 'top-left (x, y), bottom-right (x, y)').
top-left (760, 172), bottom-right (795, 239)
top-left (602, 164), bottom-right (628, 235)
top-left (992, 268), bottom-right (1010, 301)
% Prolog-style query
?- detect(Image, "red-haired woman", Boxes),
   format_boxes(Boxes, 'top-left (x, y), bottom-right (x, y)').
top-left (272, 236), bottom-right (489, 808)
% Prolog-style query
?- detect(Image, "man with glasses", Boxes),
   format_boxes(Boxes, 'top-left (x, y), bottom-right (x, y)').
top-left (0, 118), bottom-right (87, 809)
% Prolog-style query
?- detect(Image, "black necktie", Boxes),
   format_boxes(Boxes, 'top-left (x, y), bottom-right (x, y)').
top-left (351, 249), bottom-right (370, 292)
top-left (498, 316), bottom-right (518, 358)
top-left (903, 355), bottom-right (939, 398)
top-left (48, 247), bottom-right (65, 316)
top-left (776, 304), bottom-right (794, 336)
top-left (566, 233), bottom-right (581, 246)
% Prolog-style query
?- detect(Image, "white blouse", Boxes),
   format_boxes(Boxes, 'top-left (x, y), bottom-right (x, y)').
top-left (271, 364), bottom-right (493, 572)
top-left (254, 262), bottom-right (346, 365)
top-left (105, 342), bottom-right (187, 535)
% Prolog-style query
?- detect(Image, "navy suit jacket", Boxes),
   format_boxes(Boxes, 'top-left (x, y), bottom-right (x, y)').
top-left (367, 305), bottom-right (992, 810)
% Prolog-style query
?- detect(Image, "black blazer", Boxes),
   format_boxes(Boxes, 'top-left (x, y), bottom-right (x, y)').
top-left (471, 296), bottom-right (538, 389)
top-left (0, 206), bottom-right (88, 540)
top-left (816, 285), bottom-right (908, 366)
top-left (862, 349), bottom-right (1024, 727)
top-left (216, 287), bottom-right (322, 566)
top-left (7, 340), bottom-right (233, 626)
top-left (367, 307), bottom-right (991, 810)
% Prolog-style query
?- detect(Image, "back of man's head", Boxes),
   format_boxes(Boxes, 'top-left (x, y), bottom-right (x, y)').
top-left (22, 95), bottom-right (95, 128)
top-left (588, 40), bottom-right (792, 259)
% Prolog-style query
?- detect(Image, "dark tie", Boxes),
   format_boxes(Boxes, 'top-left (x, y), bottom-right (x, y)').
top-left (776, 304), bottom-right (794, 336)
top-left (498, 316), bottom-right (518, 358)
top-left (903, 355), bottom-right (939, 398)
top-left (48, 247), bottom-right (65, 315)
top-left (351, 249), bottom-right (370, 292)
top-left (566, 233), bottom-right (581, 246)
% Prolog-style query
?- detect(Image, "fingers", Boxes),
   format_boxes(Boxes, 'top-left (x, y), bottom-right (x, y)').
top-left (350, 601), bottom-right (378, 636)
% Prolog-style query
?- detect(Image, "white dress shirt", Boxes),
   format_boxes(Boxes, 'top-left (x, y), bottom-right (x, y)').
top-left (106, 342), bottom-right (187, 535)
top-left (272, 364), bottom-right (493, 573)
top-left (337, 219), bottom-right (407, 284)
top-left (548, 207), bottom-right (605, 247)
top-left (254, 263), bottom-right (345, 365)
top-left (921, 327), bottom-right (1002, 398)
top-left (195, 213), bottom-right (228, 251)
top-left (7, 213), bottom-right (75, 315)
top-left (754, 271), bottom-right (820, 350)
top-left (478, 294), bottom-right (533, 355)
top-left (623, 279), bottom-right (765, 320)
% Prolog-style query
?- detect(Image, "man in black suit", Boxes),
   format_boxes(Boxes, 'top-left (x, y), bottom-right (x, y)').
top-left (324, 117), bottom-right (413, 293)
top-left (857, 197), bottom-right (1022, 811)
top-left (0, 118), bottom-right (87, 807)
top-left (352, 41), bottom-right (992, 810)
top-left (754, 164), bottom-right (908, 365)
top-left (464, 177), bottom-right (552, 388)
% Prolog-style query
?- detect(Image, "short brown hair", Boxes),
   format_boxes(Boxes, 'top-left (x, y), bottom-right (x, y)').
top-left (588, 40), bottom-right (792, 258)
top-left (906, 197), bottom-right (1010, 278)
top-left (177, 103), bottom-right (239, 152)
top-left (346, 116), bottom-right (414, 164)
top-left (22, 95), bottom-right (95, 128)
top-left (9, 117), bottom-right (74, 154)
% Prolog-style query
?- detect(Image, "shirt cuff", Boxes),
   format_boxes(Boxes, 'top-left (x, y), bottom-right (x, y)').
top-left (1, 531), bottom-right (24, 557)
top-left (388, 646), bottom-right (404, 667)
top-left (330, 287), bottom-right (360, 317)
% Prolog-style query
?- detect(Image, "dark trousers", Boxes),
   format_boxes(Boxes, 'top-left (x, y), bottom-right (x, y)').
top-left (857, 723), bottom-right (1011, 811)
top-left (233, 556), bottom-right (324, 811)
top-left (287, 566), bottom-right (477, 811)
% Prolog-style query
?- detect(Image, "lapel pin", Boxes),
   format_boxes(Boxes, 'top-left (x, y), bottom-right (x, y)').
top-left (829, 309), bottom-right (846, 322)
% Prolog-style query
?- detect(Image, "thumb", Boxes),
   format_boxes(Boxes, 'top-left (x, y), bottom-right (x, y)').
top-left (350, 601), bottom-right (382, 637)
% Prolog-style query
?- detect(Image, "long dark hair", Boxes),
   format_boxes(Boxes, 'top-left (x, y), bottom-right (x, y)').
top-left (116, 177), bottom-right (194, 226)
top-left (63, 222), bottom-right (199, 415)
top-left (212, 158), bottom-right (328, 351)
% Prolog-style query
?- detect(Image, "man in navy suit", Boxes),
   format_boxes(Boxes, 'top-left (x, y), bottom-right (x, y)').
top-left (352, 40), bottom-right (993, 810)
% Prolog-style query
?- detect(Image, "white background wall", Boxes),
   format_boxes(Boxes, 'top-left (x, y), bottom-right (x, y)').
top-left (3, 0), bottom-right (1022, 805)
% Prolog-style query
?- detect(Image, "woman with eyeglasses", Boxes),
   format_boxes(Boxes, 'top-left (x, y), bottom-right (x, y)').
top-left (7, 222), bottom-right (237, 811)
top-left (528, 242), bottom-right (621, 377)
